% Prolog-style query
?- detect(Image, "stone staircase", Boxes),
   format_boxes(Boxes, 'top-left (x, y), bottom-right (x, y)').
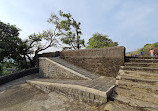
top-left (27, 57), bottom-right (116, 106)
top-left (104, 57), bottom-right (158, 111)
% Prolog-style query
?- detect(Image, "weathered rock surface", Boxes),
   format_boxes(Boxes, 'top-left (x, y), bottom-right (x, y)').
top-left (27, 76), bottom-right (115, 106)
top-left (0, 74), bottom-right (96, 111)
top-left (104, 57), bottom-right (158, 111)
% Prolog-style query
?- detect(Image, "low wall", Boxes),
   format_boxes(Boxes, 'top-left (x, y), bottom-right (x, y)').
top-left (39, 58), bottom-right (89, 80)
top-left (60, 46), bottom-right (125, 58)
top-left (60, 46), bottom-right (125, 77)
top-left (0, 67), bottom-right (39, 85)
top-left (39, 46), bottom-right (125, 77)
top-left (38, 51), bottom-right (60, 57)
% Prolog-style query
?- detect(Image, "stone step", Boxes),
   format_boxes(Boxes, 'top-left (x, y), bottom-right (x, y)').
top-left (125, 58), bottom-right (158, 63)
top-left (27, 78), bottom-right (115, 106)
top-left (117, 74), bottom-right (158, 84)
top-left (116, 80), bottom-right (158, 94)
top-left (104, 101), bottom-right (139, 111)
top-left (115, 87), bottom-right (158, 105)
top-left (119, 70), bottom-right (158, 81)
top-left (49, 57), bottom-right (100, 80)
top-left (126, 56), bottom-right (158, 59)
top-left (115, 95), bottom-right (158, 111)
top-left (120, 66), bottom-right (158, 74)
top-left (125, 62), bottom-right (158, 68)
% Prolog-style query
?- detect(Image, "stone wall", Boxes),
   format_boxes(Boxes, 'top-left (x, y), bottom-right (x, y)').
top-left (39, 57), bottom-right (90, 80)
top-left (38, 51), bottom-right (60, 57)
top-left (60, 46), bottom-right (125, 77)
top-left (0, 67), bottom-right (39, 85)
top-left (39, 46), bottom-right (125, 77)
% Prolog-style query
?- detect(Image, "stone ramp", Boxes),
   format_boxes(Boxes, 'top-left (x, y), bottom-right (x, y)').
top-left (104, 57), bottom-right (158, 111)
top-left (0, 74), bottom-right (95, 111)
top-left (39, 57), bottom-right (99, 80)
top-left (49, 57), bottom-right (100, 80)
top-left (27, 76), bottom-right (115, 106)
top-left (37, 57), bottom-right (117, 108)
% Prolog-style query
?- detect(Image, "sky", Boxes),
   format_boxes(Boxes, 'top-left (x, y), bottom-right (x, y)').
top-left (0, 0), bottom-right (158, 53)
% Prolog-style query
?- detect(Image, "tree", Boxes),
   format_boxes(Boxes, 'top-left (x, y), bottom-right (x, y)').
top-left (0, 21), bottom-right (32, 71)
top-left (48, 10), bottom-right (85, 50)
top-left (27, 29), bottom-right (60, 66)
top-left (0, 10), bottom-right (85, 73)
top-left (0, 21), bottom-right (19, 61)
top-left (86, 33), bottom-right (118, 48)
top-left (131, 42), bottom-right (158, 56)
top-left (0, 19), bottom-right (61, 72)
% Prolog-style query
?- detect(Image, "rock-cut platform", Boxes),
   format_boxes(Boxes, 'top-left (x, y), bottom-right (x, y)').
top-left (27, 57), bottom-right (116, 106)
top-left (27, 76), bottom-right (115, 106)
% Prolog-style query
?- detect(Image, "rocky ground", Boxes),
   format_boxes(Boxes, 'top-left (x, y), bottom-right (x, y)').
top-left (0, 74), bottom-right (99, 111)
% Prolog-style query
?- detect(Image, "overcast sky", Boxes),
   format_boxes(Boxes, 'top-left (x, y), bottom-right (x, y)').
top-left (0, 0), bottom-right (158, 53)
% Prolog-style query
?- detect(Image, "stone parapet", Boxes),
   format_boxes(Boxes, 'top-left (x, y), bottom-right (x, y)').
top-left (60, 46), bottom-right (125, 77)
top-left (0, 67), bottom-right (39, 85)
top-left (39, 46), bottom-right (125, 77)
top-left (60, 46), bottom-right (125, 59)
top-left (39, 57), bottom-right (91, 80)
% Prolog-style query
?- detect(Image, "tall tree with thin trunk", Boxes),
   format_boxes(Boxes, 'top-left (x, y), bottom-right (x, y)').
top-left (48, 10), bottom-right (85, 50)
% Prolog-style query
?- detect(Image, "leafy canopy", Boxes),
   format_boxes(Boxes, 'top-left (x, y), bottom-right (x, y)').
top-left (86, 33), bottom-right (118, 48)
top-left (48, 10), bottom-right (85, 50)
top-left (131, 42), bottom-right (158, 56)
top-left (0, 21), bottom-right (32, 71)
top-left (28, 29), bottom-right (60, 56)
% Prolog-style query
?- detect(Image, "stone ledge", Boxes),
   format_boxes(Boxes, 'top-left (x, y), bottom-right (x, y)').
top-left (116, 95), bottom-right (158, 110)
top-left (27, 80), bottom-right (115, 106)
top-left (0, 67), bottom-right (39, 85)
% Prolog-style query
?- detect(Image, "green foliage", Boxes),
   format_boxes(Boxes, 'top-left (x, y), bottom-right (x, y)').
top-left (48, 10), bottom-right (85, 50)
top-left (142, 42), bottom-right (158, 56)
top-left (0, 21), bottom-right (19, 61)
top-left (130, 42), bottom-right (158, 56)
top-left (86, 33), bottom-right (118, 48)
top-left (0, 21), bottom-right (32, 73)
top-left (0, 61), bottom-right (18, 76)
top-left (0, 12), bottom-right (63, 75)
top-left (28, 30), bottom-right (59, 52)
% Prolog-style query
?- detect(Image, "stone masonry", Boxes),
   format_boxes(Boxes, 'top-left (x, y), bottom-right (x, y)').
top-left (36, 57), bottom-right (116, 106)
top-left (39, 46), bottom-right (125, 77)
top-left (39, 57), bottom-right (91, 80)
top-left (29, 46), bottom-right (125, 108)
top-left (104, 57), bottom-right (158, 111)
